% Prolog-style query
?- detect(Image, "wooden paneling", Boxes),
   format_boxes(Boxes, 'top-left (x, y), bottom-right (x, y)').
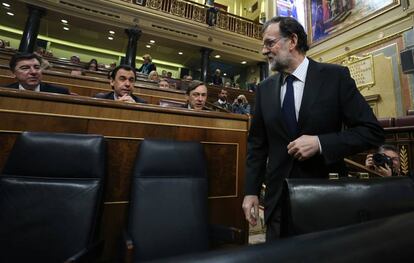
top-left (0, 88), bottom-right (249, 261)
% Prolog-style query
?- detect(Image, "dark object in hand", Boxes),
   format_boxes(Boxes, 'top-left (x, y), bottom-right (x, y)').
top-left (373, 153), bottom-right (393, 169)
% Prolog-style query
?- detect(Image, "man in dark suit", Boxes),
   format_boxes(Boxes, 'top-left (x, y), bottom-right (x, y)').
top-left (242, 16), bottom-right (384, 241)
top-left (95, 65), bottom-right (146, 103)
top-left (7, 52), bottom-right (69, 94)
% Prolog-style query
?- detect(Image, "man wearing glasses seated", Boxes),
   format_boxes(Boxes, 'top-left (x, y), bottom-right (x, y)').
top-left (6, 52), bottom-right (69, 94)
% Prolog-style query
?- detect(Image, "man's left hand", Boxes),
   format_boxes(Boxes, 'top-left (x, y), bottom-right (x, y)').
top-left (287, 135), bottom-right (320, 161)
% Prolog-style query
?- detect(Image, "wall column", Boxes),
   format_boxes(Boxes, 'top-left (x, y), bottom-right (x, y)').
top-left (200, 48), bottom-right (213, 82)
top-left (18, 5), bottom-right (45, 53)
top-left (124, 26), bottom-right (142, 69)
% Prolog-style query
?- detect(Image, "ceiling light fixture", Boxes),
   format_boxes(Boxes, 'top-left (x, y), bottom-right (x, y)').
top-left (178, 51), bottom-right (183, 55)
top-left (108, 36), bottom-right (114, 40)
top-left (6, 12), bottom-right (14, 16)
top-left (214, 55), bottom-right (221, 58)
top-left (2, 3), bottom-right (11, 7)
top-left (63, 26), bottom-right (69, 31)
top-left (61, 19), bottom-right (68, 24)
top-left (223, 73), bottom-right (227, 76)
top-left (149, 40), bottom-right (155, 44)
top-left (145, 45), bottom-right (151, 48)
top-left (241, 61), bottom-right (247, 64)
top-left (109, 30), bottom-right (115, 34)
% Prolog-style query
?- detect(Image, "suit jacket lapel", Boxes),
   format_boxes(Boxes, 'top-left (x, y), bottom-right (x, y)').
top-left (298, 59), bottom-right (323, 132)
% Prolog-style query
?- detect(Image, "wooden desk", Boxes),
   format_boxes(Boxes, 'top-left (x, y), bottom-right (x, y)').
top-left (0, 88), bottom-right (249, 261)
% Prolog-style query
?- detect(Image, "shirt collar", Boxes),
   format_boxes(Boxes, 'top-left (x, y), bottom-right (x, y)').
top-left (19, 83), bottom-right (40, 92)
top-left (283, 56), bottom-right (309, 83)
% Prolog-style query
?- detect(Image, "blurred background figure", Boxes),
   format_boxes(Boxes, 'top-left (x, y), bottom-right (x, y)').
top-left (211, 68), bottom-right (223, 86)
top-left (232, 94), bottom-right (250, 115)
top-left (138, 54), bottom-right (156, 74)
top-left (148, 70), bottom-right (159, 81)
top-left (158, 78), bottom-right (170, 89)
top-left (70, 55), bottom-right (80, 64)
top-left (87, 58), bottom-right (98, 71)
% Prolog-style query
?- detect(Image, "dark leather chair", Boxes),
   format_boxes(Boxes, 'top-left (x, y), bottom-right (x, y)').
top-left (280, 177), bottom-right (414, 237)
top-left (150, 210), bottom-right (414, 263)
top-left (0, 131), bottom-right (106, 263)
top-left (124, 139), bottom-right (241, 262)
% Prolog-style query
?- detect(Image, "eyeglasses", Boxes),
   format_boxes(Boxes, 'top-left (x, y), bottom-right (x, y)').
top-left (16, 65), bottom-right (41, 72)
top-left (262, 36), bottom-right (284, 49)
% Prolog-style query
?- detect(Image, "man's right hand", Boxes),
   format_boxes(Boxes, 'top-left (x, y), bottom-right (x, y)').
top-left (242, 195), bottom-right (259, 226)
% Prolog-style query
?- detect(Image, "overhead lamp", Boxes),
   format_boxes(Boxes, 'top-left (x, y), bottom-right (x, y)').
top-left (2, 3), bottom-right (11, 7)
top-left (108, 36), bottom-right (114, 40)
top-left (223, 73), bottom-right (227, 76)
top-left (61, 19), bottom-right (68, 24)
top-left (109, 30), bottom-right (115, 34)
top-left (145, 44), bottom-right (151, 48)
top-left (63, 26), bottom-right (69, 31)
top-left (6, 11), bottom-right (14, 16)
top-left (214, 54), bottom-right (221, 58)
top-left (149, 40), bottom-right (155, 44)
top-left (178, 51), bottom-right (183, 55)
top-left (241, 61), bottom-right (247, 64)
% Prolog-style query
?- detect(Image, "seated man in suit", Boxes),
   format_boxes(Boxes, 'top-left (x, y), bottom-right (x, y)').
top-left (7, 52), bottom-right (69, 94)
top-left (95, 65), bottom-right (146, 103)
top-left (213, 89), bottom-right (232, 111)
top-left (184, 80), bottom-right (208, 111)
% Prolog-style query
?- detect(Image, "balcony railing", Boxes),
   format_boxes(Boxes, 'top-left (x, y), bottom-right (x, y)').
top-left (133, 0), bottom-right (262, 40)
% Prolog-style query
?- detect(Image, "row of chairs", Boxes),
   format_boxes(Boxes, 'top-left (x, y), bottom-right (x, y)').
top-left (0, 132), bottom-right (240, 263)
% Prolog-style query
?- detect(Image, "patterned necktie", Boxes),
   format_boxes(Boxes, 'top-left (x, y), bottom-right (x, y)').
top-left (282, 75), bottom-right (298, 136)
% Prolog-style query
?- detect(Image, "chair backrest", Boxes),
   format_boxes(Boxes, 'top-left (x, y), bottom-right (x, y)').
top-left (128, 139), bottom-right (209, 262)
top-left (281, 177), bottom-right (414, 237)
top-left (0, 131), bottom-right (106, 263)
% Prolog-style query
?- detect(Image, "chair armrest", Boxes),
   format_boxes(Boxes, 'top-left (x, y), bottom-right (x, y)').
top-left (122, 229), bottom-right (134, 263)
top-left (64, 240), bottom-right (104, 263)
top-left (209, 224), bottom-right (244, 245)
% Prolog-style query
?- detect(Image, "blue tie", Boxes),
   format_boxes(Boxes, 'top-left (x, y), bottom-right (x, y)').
top-left (282, 75), bottom-right (298, 136)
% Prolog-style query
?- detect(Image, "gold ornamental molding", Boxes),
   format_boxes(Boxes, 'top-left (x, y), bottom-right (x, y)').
top-left (399, 144), bottom-right (409, 176)
top-left (341, 55), bottom-right (375, 91)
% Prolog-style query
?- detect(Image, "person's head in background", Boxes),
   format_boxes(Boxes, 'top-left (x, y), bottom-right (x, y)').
top-left (109, 65), bottom-right (136, 98)
top-left (161, 70), bottom-right (167, 77)
top-left (378, 144), bottom-right (400, 174)
top-left (167, 71), bottom-right (172, 78)
top-left (0, 39), bottom-right (5, 48)
top-left (185, 75), bottom-right (193, 81)
top-left (148, 70), bottom-right (159, 81)
top-left (236, 94), bottom-right (248, 104)
top-left (142, 54), bottom-right (152, 65)
top-left (186, 80), bottom-right (208, 110)
top-left (224, 82), bottom-right (231, 88)
top-left (9, 52), bottom-right (42, 90)
top-left (70, 55), bottom-right (80, 64)
top-left (214, 68), bottom-right (221, 76)
top-left (87, 59), bottom-right (98, 71)
top-left (218, 89), bottom-right (228, 102)
top-left (158, 78), bottom-right (170, 89)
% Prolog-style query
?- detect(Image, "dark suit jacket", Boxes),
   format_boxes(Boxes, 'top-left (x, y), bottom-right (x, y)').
top-left (94, 91), bottom-right (147, 104)
top-left (245, 59), bottom-right (384, 223)
top-left (6, 82), bottom-right (69, 95)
